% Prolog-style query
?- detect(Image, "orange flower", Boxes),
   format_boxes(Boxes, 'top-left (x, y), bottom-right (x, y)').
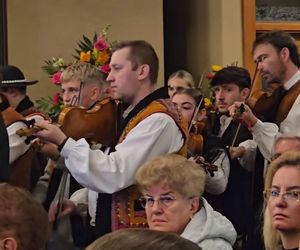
top-left (97, 51), bottom-right (110, 65)
top-left (80, 51), bottom-right (91, 62)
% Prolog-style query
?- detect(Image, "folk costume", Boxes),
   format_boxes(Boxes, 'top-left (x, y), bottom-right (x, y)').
top-left (252, 70), bottom-right (300, 161)
top-left (0, 65), bottom-right (47, 190)
top-left (203, 114), bottom-right (254, 243)
top-left (60, 89), bottom-right (187, 241)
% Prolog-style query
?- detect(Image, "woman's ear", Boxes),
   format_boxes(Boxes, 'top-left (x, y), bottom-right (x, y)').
top-left (190, 197), bottom-right (200, 215)
top-left (0, 237), bottom-right (18, 250)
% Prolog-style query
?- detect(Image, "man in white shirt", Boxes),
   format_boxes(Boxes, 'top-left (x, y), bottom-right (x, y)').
top-left (34, 62), bottom-right (111, 248)
top-left (35, 40), bottom-right (187, 242)
top-left (204, 66), bottom-right (256, 248)
top-left (230, 30), bottom-right (300, 162)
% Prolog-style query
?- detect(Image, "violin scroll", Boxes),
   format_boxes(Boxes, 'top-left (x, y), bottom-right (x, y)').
top-left (193, 155), bottom-right (218, 177)
top-left (16, 125), bottom-right (44, 137)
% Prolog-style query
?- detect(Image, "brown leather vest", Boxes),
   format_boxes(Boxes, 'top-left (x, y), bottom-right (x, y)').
top-left (276, 79), bottom-right (300, 125)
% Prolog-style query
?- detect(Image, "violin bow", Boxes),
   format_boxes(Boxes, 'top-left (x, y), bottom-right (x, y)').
top-left (53, 161), bottom-right (69, 229)
top-left (54, 82), bottom-right (85, 226)
top-left (230, 61), bottom-right (259, 147)
top-left (188, 72), bottom-right (205, 133)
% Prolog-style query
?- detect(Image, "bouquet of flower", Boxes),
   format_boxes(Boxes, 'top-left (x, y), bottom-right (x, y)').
top-left (37, 25), bottom-right (113, 120)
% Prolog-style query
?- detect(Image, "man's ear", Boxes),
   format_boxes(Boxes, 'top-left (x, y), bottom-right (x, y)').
top-left (89, 85), bottom-right (100, 101)
top-left (0, 237), bottom-right (18, 250)
top-left (137, 64), bottom-right (150, 81)
top-left (241, 87), bottom-right (250, 100)
top-left (280, 47), bottom-right (290, 62)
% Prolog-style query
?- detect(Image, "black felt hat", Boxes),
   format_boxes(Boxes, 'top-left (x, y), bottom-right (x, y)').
top-left (0, 65), bottom-right (38, 87)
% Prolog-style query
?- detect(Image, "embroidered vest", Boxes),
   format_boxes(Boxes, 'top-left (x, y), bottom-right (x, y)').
top-left (111, 99), bottom-right (188, 231)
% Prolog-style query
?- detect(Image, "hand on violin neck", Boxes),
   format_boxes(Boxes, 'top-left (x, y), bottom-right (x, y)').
top-left (228, 102), bottom-right (258, 128)
top-left (34, 120), bottom-right (67, 146)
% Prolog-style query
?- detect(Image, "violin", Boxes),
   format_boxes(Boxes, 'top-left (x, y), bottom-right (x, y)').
top-left (187, 96), bottom-right (219, 176)
top-left (58, 97), bottom-right (118, 146)
top-left (188, 121), bottom-right (205, 156)
top-left (194, 156), bottom-right (218, 177)
top-left (248, 82), bottom-right (283, 122)
top-left (54, 97), bottom-right (119, 227)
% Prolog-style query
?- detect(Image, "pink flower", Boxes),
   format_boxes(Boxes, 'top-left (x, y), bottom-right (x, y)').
top-left (51, 72), bottom-right (62, 85)
top-left (100, 64), bottom-right (110, 74)
top-left (53, 92), bottom-right (61, 105)
top-left (94, 37), bottom-right (109, 51)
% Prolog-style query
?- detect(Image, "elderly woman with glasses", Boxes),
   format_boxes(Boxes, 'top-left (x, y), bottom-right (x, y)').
top-left (135, 153), bottom-right (236, 249)
top-left (263, 151), bottom-right (300, 250)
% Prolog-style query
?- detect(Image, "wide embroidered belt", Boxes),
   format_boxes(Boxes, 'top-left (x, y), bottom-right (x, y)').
top-left (111, 185), bottom-right (148, 230)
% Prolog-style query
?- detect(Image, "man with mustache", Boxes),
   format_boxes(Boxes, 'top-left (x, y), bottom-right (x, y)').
top-left (204, 66), bottom-right (256, 249)
top-left (230, 30), bottom-right (300, 162)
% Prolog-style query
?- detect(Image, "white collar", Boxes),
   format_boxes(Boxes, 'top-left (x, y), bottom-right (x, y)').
top-left (284, 70), bottom-right (300, 90)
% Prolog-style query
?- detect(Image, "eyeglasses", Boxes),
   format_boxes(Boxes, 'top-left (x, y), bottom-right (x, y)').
top-left (139, 195), bottom-right (177, 208)
top-left (263, 189), bottom-right (300, 202)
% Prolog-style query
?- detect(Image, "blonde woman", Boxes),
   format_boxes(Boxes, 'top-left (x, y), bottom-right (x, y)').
top-left (263, 151), bottom-right (300, 250)
top-left (135, 153), bottom-right (236, 249)
top-left (167, 70), bottom-right (195, 97)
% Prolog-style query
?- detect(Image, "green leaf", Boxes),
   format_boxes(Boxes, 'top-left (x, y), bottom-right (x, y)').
top-left (83, 35), bottom-right (93, 48)
top-left (93, 32), bottom-right (98, 43)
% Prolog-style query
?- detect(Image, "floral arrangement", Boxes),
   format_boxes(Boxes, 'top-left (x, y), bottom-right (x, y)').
top-left (37, 25), bottom-right (113, 120)
top-left (205, 64), bottom-right (222, 80)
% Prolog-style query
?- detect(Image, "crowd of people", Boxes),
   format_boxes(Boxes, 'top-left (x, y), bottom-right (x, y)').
top-left (0, 30), bottom-right (300, 250)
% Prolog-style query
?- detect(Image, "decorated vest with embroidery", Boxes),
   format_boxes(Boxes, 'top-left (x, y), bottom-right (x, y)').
top-left (111, 99), bottom-right (188, 230)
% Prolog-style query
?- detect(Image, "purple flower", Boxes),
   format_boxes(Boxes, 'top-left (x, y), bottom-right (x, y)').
top-left (51, 72), bottom-right (62, 85)
top-left (100, 64), bottom-right (110, 74)
top-left (94, 37), bottom-right (109, 51)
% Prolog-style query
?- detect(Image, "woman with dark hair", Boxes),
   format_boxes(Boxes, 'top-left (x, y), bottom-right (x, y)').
top-left (172, 88), bottom-right (230, 195)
